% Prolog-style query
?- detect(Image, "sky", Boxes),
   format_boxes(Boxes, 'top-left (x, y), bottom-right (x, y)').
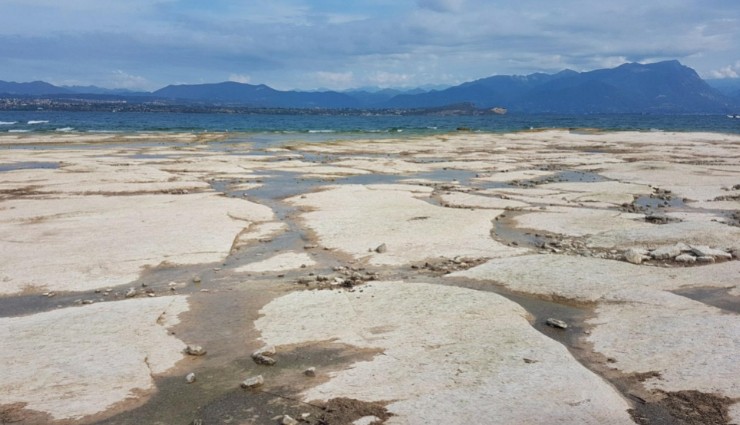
top-left (0, 0), bottom-right (738, 91)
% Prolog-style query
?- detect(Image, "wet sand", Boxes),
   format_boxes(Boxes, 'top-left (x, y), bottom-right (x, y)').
top-left (0, 130), bottom-right (739, 424)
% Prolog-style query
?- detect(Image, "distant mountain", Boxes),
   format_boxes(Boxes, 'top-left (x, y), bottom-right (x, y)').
top-left (1, 61), bottom-right (738, 113)
top-left (0, 80), bottom-right (71, 96)
top-left (384, 61), bottom-right (736, 113)
top-left (153, 81), bottom-right (359, 108)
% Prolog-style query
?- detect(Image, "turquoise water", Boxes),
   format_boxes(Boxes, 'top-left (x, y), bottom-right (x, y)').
top-left (1, 111), bottom-right (739, 142)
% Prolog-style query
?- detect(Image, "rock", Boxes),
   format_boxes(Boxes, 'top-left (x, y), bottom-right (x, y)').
top-left (192, 276), bottom-right (201, 283)
top-left (545, 318), bottom-right (568, 329)
top-left (185, 345), bottom-right (207, 356)
top-left (650, 244), bottom-right (683, 260)
top-left (623, 248), bottom-right (647, 265)
top-left (674, 254), bottom-right (696, 264)
top-left (252, 345), bottom-right (277, 366)
top-left (240, 375), bottom-right (264, 389)
top-left (82, 300), bottom-right (94, 305)
top-left (303, 367), bottom-right (316, 377)
top-left (186, 372), bottom-right (196, 383)
top-left (697, 256), bottom-right (716, 264)
top-left (125, 288), bottom-right (136, 298)
top-left (281, 415), bottom-right (299, 425)
top-left (375, 243), bottom-right (387, 254)
top-left (690, 245), bottom-right (733, 261)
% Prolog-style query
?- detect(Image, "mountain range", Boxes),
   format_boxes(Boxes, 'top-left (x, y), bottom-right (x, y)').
top-left (1, 60), bottom-right (738, 113)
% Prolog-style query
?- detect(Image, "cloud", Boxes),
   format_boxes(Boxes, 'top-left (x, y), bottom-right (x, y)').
top-left (228, 73), bottom-right (252, 84)
top-left (108, 70), bottom-right (151, 90)
top-left (314, 71), bottom-right (355, 89)
top-left (0, 0), bottom-right (739, 90)
top-left (416, 0), bottom-right (465, 13)
top-left (708, 61), bottom-right (740, 79)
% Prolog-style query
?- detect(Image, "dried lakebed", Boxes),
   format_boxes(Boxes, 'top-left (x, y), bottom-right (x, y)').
top-left (0, 130), bottom-right (739, 425)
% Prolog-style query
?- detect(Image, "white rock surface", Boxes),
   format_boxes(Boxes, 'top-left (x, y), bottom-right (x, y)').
top-left (588, 289), bottom-right (740, 397)
top-left (256, 282), bottom-right (633, 424)
top-left (452, 254), bottom-right (740, 302)
top-left (0, 296), bottom-right (189, 420)
top-left (288, 185), bottom-right (526, 265)
top-left (0, 193), bottom-right (273, 295)
top-left (235, 252), bottom-right (316, 273)
top-left (513, 207), bottom-right (649, 237)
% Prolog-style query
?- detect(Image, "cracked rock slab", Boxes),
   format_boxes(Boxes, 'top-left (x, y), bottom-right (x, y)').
top-left (288, 185), bottom-right (525, 266)
top-left (256, 281), bottom-right (633, 425)
top-left (0, 296), bottom-right (189, 421)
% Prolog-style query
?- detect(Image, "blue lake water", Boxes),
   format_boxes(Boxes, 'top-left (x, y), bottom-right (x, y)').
top-left (1, 111), bottom-right (738, 145)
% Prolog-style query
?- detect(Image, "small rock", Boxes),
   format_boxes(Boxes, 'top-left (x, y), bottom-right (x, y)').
top-left (690, 245), bottom-right (732, 261)
top-left (697, 256), bottom-right (716, 264)
top-left (240, 375), bottom-right (264, 389)
top-left (650, 244), bottom-right (682, 260)
top-left (44, 292), bottom-right (56, 298)
top-left (623, 248), bottom-right (647, 265)
top-left (186, 372), bottom-right (196, 383)
top-left (304, 244), bottom-right (318, 249)
top-left (252, 346), bottom-right (277, 365)
top-left (125, 288), bottom-right (137, 298)
top-left (193, 276), bottom-right (202, 283)
top-left (375, 243), bottom-right (387, 254)
top-left (303, 367), bottom-right (316, 377)
top-left (82, 299), bottom-right (94, 305)
top-left (185, 345), bottom-right (207, 356)
top-left (545, 318), bottom-right (568, 330)
top-left (674, 253), bottom-right (696, 264)
top-left (281, 415), bottom-right (299, 425)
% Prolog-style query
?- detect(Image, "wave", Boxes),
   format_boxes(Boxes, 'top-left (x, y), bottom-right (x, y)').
top-left (28, 120), bottom-right (50, 125)
top-left (0, 121), bottom-right (17, 125)
top-left (307, 129), bottom-right (336, 133)
top-left (8, 129), bottom-right (30, 133)
top-left (55, 127), bottom-right (74, 132)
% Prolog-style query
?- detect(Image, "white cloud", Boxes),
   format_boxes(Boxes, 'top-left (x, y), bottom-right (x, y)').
top-left (417, 0), bottom-right (465, 13)
top-left (228, 73), bottom-right (252, 84)
top-left (108, 70), bottom-right (150, 90)
top-left (314, 71), bottom-right (355, 89)
top-left (709, 61), bottom-right (740, 79)
top-left (368, 71), bottom-right (412, 87)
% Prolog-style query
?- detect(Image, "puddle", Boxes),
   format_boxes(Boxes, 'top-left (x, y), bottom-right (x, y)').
top-left (672, 287), bottom-right (740, 314)
top-left (634, 195), bottom-right (687, 209)
top-left (0, 162), bottom-right (59, 172)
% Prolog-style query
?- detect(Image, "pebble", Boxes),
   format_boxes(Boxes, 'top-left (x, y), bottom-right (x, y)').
top-left (82, 299), bottom-right (94, 305)
top-left (674, 253), bottom-right (696, 264)
top-left (192, 276), bottom-right (202, 283)
top-left (375, 243), bottom-right (387, 253)
top-left (690, 245), bottom-right (732, 261)
top-left (303, 367), bottom-right (316, 377)
top-left (623, 248), bottom-right (647, 265)
top-left (240, 375), bottom-right (264, 389)
top-left (252, 345), bottom-right (277, 365)
top-left (125, 288), bottom-right (137, 298)
top-left (185, 345), bottom-right (207, 356)
top-left (186, 372), bottom-right (196, 383)
top-left (281, 415), bottom-right (299, 425)
top-left (545, 318), bottom-right (568, 330)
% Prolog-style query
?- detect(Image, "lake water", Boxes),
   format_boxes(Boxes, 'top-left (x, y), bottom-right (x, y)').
top-left (1, 111), bottom-right (738, 146)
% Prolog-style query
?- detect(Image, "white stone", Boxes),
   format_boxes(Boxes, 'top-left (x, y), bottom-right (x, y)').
top-left (235, 252), bottom-right (316, 273)
top-left (256, 282), bottom-right (633, 424)
top-left (0, 296), bottom-right (189, 420)
top-left (354, 416), bottom-right (381, 425)
top-left (241, 375), bottom-right (264, 389)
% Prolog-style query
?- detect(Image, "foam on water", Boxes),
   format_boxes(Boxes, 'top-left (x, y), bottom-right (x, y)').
top-left (27, 120), bottom-right (49, 125)
top-left (0, 121), bottom-right (17, 125)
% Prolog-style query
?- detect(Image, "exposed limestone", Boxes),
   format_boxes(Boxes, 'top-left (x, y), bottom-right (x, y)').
top-left (588, 289), bottom-right (739, 399)
top-left (287, 185), bottom-right (526, 266)
top-left (437, 192), bottom-right (530, 209)
top-left (0, 193), bottom-right (274, 295)
top-left (0, 296), bottom-right (189, 420)
top-left (235, 252), bottom-right (316, 273)
top-left (513, 206), bottom-right (650, 237)
top-left (452, 254), bottom-right (740, 302)
top-left (586, 221), bottom-right (740, 250)
top-left (256, 282), bottom-right (633, 424)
